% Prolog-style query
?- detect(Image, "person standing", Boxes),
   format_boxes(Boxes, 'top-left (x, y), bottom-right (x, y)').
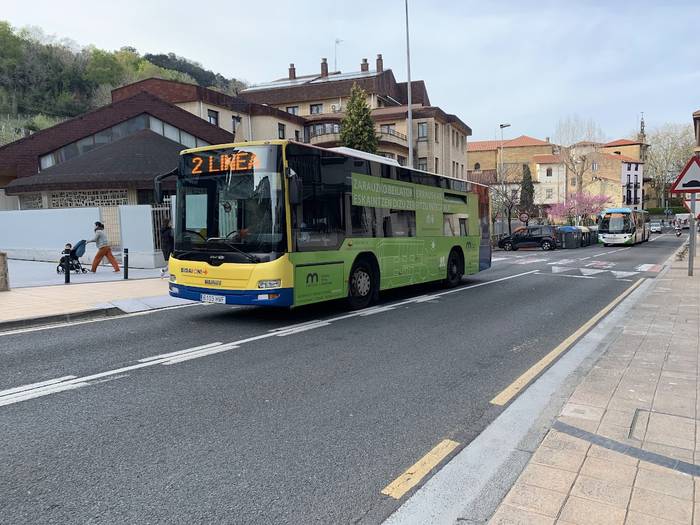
top-left (87, 221), bottom-right (120, 272)
top-left (160, 219), bottom-right (174, 276)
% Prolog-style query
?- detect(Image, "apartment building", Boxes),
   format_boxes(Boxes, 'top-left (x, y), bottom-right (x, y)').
top-left (467, 135), bottom-right (555, 178)
top-left (240, 55), bottom-right (472, 179)
top-left (532, 154), bottom-right (566, 206)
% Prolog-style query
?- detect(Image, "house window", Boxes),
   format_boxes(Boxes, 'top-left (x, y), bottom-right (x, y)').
top-left (397, 155), bottom-right (407, 166)
top-left (546, 189), bottom-right (553, 199)
top-left (294, 130), bottom-right (300, 141)
top-left (474, 162), bottom-right (481, 170)
top-left (278, 123), bottom-right (286, 139)
top-left (380, 123), bottom-right (396, 134)
top-left (417, 122), bottom-right (428, 140)
top-left (417, 157), bottom-right (428, 171)
top-left (546, 167), bottom-right (553, 177)
top-left (435, 158), bottom-right (439, 173)
top-left (207, 109), bottom-right (219, 126)
top-left (310, 103), bottom-right (323, 114)
top-left (286, 106), bottom-right (299, 115)
top-left (634, 163), bottom-right (639, 171)
top-left (591, 161), bottom-right (598, 172)
top-left (571, 177), bottom-right (577, 187)
top-left (434, 123), bottom-right (439, 142)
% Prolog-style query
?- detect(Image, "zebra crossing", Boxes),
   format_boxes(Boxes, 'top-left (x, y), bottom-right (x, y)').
top-left (492, 252), bottom-right (665, 281)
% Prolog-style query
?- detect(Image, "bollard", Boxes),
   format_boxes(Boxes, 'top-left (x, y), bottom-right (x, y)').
top-left (64, 251), bottom-right (71, 284)
top-left (123, 248), bottom-right (129, 280)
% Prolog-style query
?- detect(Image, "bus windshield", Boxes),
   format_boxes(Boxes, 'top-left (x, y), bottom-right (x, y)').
top-left (599, 212), bottom-right (632, 233)
top-left (175, 145), bottom-right (286, 261)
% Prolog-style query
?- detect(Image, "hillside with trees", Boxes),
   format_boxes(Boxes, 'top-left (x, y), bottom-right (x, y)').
top-left (0, 21), bottom-right (246, 146)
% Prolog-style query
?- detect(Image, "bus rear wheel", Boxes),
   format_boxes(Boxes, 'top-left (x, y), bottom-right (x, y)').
top-left (445, 249), bottom-right (464, 288)
top-left (348, 260), bottom-right (375, 310)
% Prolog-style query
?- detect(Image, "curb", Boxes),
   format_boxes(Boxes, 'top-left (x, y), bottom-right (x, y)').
top-left (0, 306), bottom-right (125, 333)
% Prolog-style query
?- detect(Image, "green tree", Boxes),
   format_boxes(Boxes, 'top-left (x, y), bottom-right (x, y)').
top-left (85, 49), bottom-right (124, 86)
top-left (340, 83), bottom-right (378, 154)
top-left (519, 163), bottom-right (535, 221)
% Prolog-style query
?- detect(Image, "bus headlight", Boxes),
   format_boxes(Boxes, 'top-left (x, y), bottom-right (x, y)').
top-left (257, 279), bottom-right (281, 289)
top-left (169, 274), bottom-right (177, 283)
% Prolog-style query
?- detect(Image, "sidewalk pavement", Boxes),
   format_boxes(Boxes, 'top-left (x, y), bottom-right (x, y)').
top-left (489, 247), bottom-right (700, 524)
top-left (0, 277), bottom-right (192, 329)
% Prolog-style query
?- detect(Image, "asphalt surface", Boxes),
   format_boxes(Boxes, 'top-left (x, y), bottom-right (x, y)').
top-left (0, 232), bottom-right (686, 524)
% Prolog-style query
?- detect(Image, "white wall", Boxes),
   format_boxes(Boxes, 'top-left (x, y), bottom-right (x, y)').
top-left (0, 190), bottom-right (19, 211)
top-left (119, 205), bottom-right (163, 268)
top-left (0, 206), bottom-right (164, 268)
top-left (535, 163), bottom-right (566, 205)
top-left (0, 207), bottom-right (102, 262)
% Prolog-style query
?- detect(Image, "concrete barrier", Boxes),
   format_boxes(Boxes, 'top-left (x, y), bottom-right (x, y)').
top-left (0, 252), bottom-right (9, 291)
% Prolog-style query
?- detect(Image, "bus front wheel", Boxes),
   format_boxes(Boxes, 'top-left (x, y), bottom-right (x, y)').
top-left (348, 260), bottom-right (376, 310)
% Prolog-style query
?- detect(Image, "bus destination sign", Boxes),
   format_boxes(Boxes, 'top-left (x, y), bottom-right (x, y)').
top-left (182, 151), bottom-right (259, 176)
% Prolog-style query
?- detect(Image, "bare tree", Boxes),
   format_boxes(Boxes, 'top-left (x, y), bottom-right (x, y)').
top-left (490, 163), bottom-right (523, 235)
top-left (553, 115), bottom-right (607, 216)
top-left (645, 123), bottom-right (695, 209)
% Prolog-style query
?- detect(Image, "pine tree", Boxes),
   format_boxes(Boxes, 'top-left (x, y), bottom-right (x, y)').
top-left (519, 164), bottom-right (535, 221)
top-left (340, 83), bottom-right (378, 154)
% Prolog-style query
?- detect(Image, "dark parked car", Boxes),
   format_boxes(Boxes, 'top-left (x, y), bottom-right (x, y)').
top-left (498, 226), bottom-right (558, 251)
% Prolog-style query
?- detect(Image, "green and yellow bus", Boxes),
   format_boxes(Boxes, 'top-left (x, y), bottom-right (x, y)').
top-left (160, 140), bottom-right (491, 309)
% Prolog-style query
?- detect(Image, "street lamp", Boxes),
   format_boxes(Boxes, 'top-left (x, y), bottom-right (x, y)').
top-left (405, 0), bottom-right (413, 168)
top-left (498, 123), bottom-right (510, 182)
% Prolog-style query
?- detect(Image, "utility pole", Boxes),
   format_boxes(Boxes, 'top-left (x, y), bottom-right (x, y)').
top-left (405, 0), bottom-right (413, 168)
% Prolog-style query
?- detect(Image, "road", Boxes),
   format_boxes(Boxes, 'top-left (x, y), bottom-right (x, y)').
top-left (0, 233), bottom-right (685, 524)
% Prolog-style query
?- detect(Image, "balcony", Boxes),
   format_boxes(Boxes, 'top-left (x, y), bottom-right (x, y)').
top-left (378, 128), bottom-right (408, 147)
top-left (306, 129), bottom-right (341, 146)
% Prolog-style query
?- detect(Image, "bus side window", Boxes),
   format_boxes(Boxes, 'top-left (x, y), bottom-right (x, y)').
top-left (459, 218), bottom-right (468, 237)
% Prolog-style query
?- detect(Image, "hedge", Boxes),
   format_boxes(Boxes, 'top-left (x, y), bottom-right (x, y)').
top-left (645, 206), bottom-right (688, 215)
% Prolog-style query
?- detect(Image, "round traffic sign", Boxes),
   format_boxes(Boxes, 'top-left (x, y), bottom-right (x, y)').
top-left (519, 212), bottom-right (529, 222)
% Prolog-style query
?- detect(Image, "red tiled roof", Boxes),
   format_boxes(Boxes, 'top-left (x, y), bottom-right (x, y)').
top-left (604, 138), bottom-right (642, 147)
top-left (603, 153), bottom-right (642, 163)
top-left (0, 91), bottom-right (235, 181)
top-left (532, 154), bottom-right (563, 164)
top-left (467, 135), bottom-right (551, 152)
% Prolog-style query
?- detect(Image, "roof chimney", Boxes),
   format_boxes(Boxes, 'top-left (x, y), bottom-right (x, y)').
top-left (376, 54), bottom-right (383, 72)
top-left (288, 63), bottom-right (296, 80)
top-left (321, 58), bottom-right (328, 78)
top-left (360, 58), bottom-right (369, 72)
top-left (545, 137), bottom-right (550, 143)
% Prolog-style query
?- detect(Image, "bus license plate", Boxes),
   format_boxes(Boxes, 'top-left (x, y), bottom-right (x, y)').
top-left (201, 293), bottom-right (225, 304)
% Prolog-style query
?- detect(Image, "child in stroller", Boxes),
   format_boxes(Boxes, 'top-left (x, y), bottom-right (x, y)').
top-left (57, 240), bottom-right (89, 274)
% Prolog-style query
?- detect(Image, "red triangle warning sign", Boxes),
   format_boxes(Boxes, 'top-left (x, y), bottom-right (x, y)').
top-left (670, 156), bottom-right (700, 193)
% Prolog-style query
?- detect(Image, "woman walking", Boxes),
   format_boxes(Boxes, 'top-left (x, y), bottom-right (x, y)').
top-left (87, 221), bottom-right (120, 272)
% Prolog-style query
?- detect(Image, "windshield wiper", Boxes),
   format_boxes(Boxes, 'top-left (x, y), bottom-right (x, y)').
top-left (205, 238), bottom-right (259, 263)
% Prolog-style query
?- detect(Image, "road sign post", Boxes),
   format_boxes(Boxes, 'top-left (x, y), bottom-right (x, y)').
top-left (689, 194), bottom-right (696, 277)
top-left (670, 156), bottom-right (700, 277)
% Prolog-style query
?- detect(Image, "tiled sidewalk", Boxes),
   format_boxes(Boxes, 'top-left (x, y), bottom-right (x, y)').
top-left (0, 278), bottom-right (188, 324)
top-left (490, 251), bottom-right (700, 524)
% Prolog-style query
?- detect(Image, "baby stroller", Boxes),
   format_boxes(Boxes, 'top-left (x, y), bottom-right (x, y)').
top-left (57, 239), bottom-right (89, 274)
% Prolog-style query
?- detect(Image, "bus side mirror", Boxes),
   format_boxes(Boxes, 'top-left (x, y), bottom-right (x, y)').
top-left (154, 168), bottom-right (178, 204)
top-left (287, 169), bottom-right (303, 205)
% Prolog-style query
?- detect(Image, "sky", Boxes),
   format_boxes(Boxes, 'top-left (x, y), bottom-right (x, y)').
top-left (3, 0), bottom-right (700, 141)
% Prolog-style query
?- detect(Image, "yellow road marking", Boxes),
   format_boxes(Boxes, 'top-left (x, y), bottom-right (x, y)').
top-left (381, 439), bottom-right (460, 499)
top-left (490, 278), bottom-right (645, 406)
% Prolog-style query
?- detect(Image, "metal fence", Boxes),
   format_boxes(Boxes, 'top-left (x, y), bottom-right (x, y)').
top-left (151, 203), bottom-right (171, 251)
